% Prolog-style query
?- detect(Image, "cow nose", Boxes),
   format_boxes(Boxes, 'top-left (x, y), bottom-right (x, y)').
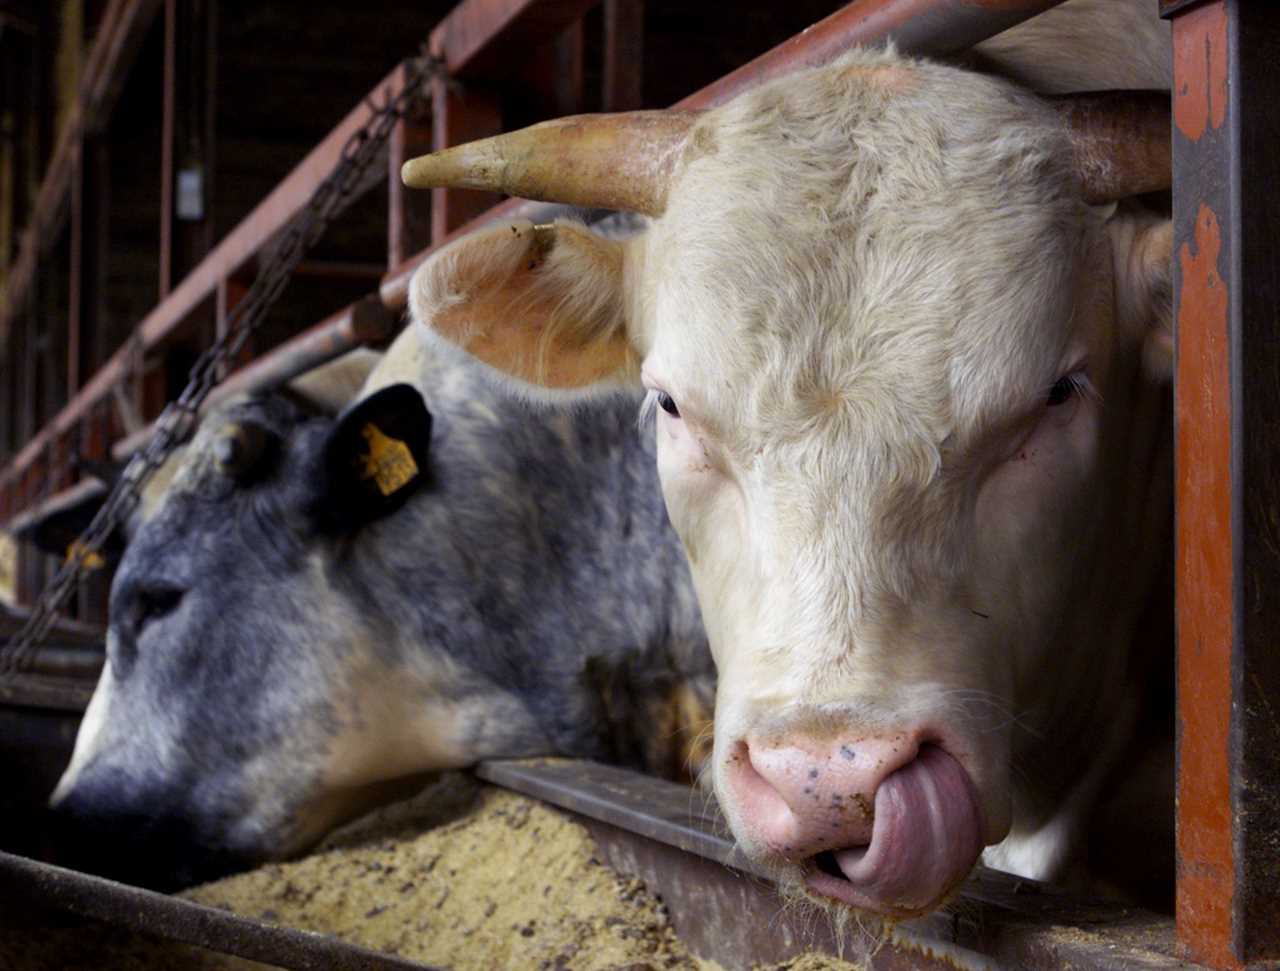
top-left (724, 733), bottom-right (919, 859)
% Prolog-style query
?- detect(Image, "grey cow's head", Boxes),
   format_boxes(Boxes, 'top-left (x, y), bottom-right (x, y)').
top-left (50, 384), bottom-right (548, 889)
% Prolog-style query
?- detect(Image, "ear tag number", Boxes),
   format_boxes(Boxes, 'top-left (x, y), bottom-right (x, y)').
top-left (358, 423), bottom-right (419, 496)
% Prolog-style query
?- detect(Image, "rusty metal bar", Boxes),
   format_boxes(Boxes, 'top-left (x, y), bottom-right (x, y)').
top-left (0, 850), bottom-right (443, 971)
top-left (0, 0), bottom-right (162, 348)
top-left (105, 295), bottom-right (398, 463)
top-left (427, 0), bottom-right (603, 244)
top-left (2, 0), bottom-right (624, 506)
top-left (478, 759), bottom-right (1205, 970)
top-left (430, 0), bottom-right (600, 80)
top-left (518, 20), bottom-right (585, 118)
top-left (22, 646), bottom-right (103, 679)
top-left (428, 77), bottom-right (503, 243)
top-left (1, 601), bottom-right (103, 645)
top-left (200, 295), bottom-right (397, 412)
top-left (389, 117), bottom-right (434, 267)
top-left (1165, 1), bottom-right (1280, 968)
top-left (0, 59), bottom-right (411, 498)
top-left (378, 0), bottom-right (1071, 310)
top-left (4, 478), bottom-right (108, 540)
top-left (0, 290), bottom-right (395, 517)
top-left (0, 674), bottom-right (95, 712)
top-left (692, 0), bottom-right (1067, 109)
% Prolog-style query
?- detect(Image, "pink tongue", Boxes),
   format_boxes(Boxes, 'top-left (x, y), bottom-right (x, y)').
top-left (808, 745), bottom-right (983, 916)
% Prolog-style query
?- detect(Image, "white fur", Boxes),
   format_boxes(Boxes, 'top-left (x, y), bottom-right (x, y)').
top-left (411, 0), bottom-right (1173, 898)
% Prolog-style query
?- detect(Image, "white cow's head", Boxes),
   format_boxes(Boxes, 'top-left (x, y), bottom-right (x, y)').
top-left (404, 47), bottom-right (1172, 916)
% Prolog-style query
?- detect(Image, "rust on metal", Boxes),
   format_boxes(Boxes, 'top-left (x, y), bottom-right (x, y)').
top-left (1175, 200), bottom-right (1235, 971)
top-left (100, 296), bottom-right (398, 463)
top-left (684, 0), bottom-right (1067, 110)
top-left (0, 674), bottom-right (95, 712)
top-left (427, 75), bottom-right (503, 243)
top-left (389, 118), bottom-right (434, 267)
top-left (1172, 2), bottom-right (1228, 143)
top-left (0, 59), bottom-right (413, 499)
top-left (1171, 2), bottom-right (1280, 966)
top-left (0, 0), bottom-right (163, 348)
top-left (381, 0), bottom-right (1070, 310)
top-left (430, 0), bottom-right (600, 81)
top-left (478, 759), bottom-right (1208, 970)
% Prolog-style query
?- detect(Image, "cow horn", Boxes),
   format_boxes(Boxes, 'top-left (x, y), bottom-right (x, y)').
top-left (401, 110), bottom-right (702, 216)
top-left (1052, 91), bottom-right (1171, 204)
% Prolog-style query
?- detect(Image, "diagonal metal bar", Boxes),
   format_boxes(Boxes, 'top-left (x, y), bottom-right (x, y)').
top-left (0, 850), bottom-right (443, 971)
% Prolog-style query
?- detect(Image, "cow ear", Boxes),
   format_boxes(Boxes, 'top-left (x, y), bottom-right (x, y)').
top-left (1114, 215), bottom-right (1173, 382)
top-left (19, 485), bottom-right (126, 571)
top-left (316, 383), bottom-right (433, 529)
top-left (1138, 219), bottom-right (1173, 382)
top-left (409, 219), bottom-right (641, 397)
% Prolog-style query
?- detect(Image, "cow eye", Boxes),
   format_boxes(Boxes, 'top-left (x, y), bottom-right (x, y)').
top-left (657, 392), bottom-right (681, 418)
top-left (131, 585), bottom-right (185, 635)
top-left (1046, 375), bottom-right (1078, 407)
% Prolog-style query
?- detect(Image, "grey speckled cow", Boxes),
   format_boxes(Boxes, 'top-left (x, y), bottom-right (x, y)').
top-left (50, 333), bottom-right (712, 890)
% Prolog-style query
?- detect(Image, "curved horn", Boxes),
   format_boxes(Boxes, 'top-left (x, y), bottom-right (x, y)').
top-left (1052, 91), bottom-right (1171, 204)
top-left (401, 110), bottom-right (702, 216)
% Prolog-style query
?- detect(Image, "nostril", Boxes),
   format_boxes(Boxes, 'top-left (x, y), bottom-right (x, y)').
top-left (724, 740), bottom-right (801, 849)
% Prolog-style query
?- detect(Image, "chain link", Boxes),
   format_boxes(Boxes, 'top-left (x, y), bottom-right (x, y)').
top-left (0, 52), bottom-right (443, 680)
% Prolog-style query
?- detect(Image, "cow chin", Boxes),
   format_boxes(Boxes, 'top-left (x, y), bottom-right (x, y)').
top-left (711, 702), bottom-right (1008, 919)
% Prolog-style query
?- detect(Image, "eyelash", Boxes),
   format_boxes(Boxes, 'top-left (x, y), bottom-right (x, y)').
top-left (1046, 372), bottom-right (1094, 408)
top-left (640, 389), bottom-right (681, 425)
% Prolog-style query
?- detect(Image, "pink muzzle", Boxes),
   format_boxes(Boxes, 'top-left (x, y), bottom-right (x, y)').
top-left (725, 733), bottom-right (984, 916)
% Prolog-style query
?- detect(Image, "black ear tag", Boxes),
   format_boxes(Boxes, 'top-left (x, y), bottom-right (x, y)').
top-left (323, 384), bottom-right (433, 526)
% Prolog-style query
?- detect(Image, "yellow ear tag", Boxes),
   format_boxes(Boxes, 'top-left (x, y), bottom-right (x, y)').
top-left (358, 423), bottom-right (419, 497)
top-left (65, 540), bottom-right (105, 572)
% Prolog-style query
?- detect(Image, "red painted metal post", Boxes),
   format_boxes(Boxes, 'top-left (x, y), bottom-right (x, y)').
top-left (1164, 1), bottom-right (1280, 968)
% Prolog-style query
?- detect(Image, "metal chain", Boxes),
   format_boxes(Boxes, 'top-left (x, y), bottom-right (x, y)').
top-left (0, 51), bottom-right (443, 679)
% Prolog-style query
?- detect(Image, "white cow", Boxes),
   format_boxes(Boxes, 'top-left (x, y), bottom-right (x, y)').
top-left (400, 0), bottom-right (1174, 917)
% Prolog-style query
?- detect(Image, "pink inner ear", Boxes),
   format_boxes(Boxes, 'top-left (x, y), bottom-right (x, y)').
top-left (417, 222), bottom-right (636, 391)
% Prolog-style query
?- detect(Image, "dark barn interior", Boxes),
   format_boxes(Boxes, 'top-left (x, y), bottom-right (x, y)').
top-left (0, 1), bottom-right (1277, 969)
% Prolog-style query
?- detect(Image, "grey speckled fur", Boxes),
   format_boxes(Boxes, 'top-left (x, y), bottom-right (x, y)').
top-left (53, 338), bottom-right (711, 889)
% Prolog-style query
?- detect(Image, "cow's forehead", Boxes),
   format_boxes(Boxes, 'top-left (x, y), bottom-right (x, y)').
top-left (642, 48), bottom-right (1090, 457)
